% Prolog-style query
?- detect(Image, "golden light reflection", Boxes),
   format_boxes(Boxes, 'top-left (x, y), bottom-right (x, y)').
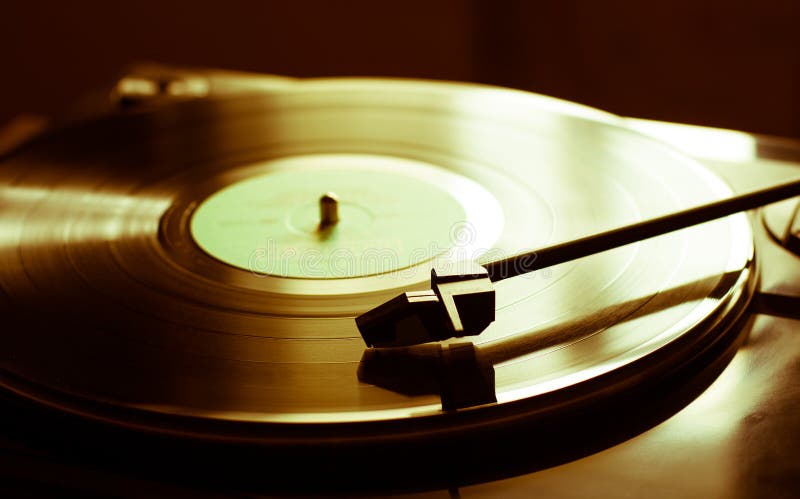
top-left (625, 119), bottom-right (757, 162)
top-left (448, 84), bottom-right (621, 126)
top-left (0, 184), bottom-right (171, 246)
top-left (0, 184), bottom-right (170, 208)
top-left (684, 350), bottom-right (750, 424)
top-left (115, 77), bottom-right (159, 99)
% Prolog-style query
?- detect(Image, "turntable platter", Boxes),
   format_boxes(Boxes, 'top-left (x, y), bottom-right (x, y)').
top-left (0, 79), bottom-right (755, 443)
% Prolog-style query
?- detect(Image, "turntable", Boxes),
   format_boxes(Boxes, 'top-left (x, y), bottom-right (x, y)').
top-left (1, 66), bottom-right (798, 497)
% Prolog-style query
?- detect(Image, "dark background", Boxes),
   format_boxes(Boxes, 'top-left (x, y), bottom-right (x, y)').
top-left (2, 0), bottom-right (799, 137)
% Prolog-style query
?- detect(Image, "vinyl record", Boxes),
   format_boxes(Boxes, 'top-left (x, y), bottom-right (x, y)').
top-left (0, 79), bottom-right (755, 446)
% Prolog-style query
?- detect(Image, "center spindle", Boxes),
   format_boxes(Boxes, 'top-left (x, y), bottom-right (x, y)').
top-left (319, 192), bottom-right (340, 230)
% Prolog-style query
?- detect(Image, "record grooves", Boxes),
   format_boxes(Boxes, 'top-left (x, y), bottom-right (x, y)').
top-left (2, 74), bottom-right (794, 495)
